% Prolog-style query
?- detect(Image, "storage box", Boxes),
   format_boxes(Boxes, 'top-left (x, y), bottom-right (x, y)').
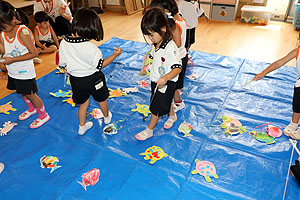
top-left (211, 4), bottom-right (236, 21)
top-left (241, 5), bottom-right (273, 25)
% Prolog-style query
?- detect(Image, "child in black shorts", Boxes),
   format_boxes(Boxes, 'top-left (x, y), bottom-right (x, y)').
top-left (59, 8), bottom-right (122, 135)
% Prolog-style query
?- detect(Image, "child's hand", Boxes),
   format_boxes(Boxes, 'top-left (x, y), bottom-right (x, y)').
top-left (2, 57), bottom-right (14, 65)
top-left (156, 76), bottom-right (168, 86)
top-left (252, 72), bottom-right (266, 81)
top-left (140, 67), bottom-right (147, 76)
top-left (204, 16), bottom-right (209, 22)
top-left (59, 6), bottom-right (66, 16)
top-left (113, 47), bottom-right (122, 56)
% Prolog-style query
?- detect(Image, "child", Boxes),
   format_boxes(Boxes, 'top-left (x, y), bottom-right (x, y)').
top-left (136, 7), bottom-right (182, 141)
top-left (0, 1), bottom-right (50, 128)
top-left (178, 0), bottom-right (209, 50)
top-left (150, 0), bottom-right (188, 112)
top-left (252, 47), bottom-right (300, 139)
top-left (34, 11), bottom-right (59, 54)
top-left (59, 8), bottom-right (122, 135)
top-left (291, 158), bottom-right (300, 183)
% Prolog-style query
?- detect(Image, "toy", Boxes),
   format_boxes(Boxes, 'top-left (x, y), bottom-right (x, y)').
top-left (214, 115), bottom-right (247, 137)
top-left (108, 88), bottom-right (127, 98)
top-left (265, 125), bottom-right (282, 138)
top-left (0, 101), bottom-right (17, 114)
top-left (136, 80), bottom-right (150, 88)
top-left (178, 122), bottom-right (193, 137)
top-left (123, 87), bottom-right (139, 94)
top-left (0, 121), bottom-right (17, 136)
top-left (103, 118), bottom-right (127, 135)
top-left (49, 90), bottom-right (72, 98)
top-left (55, 66), bottom-right (66, 74)
top-left (186, 73), bottom-right (201, 80)
top-left (139, 146), bottom-right (168, 164)
top-left (90, 108), bottom-right (104, 119)
top-left (186, 58), bottom-right (194, 72)
top-left (249, 131), bottom-right (276, 144)
top-left (40, 155), bottom-right (62, 173)
top-left (62, 98), bottom-right (76, 107)
top-left (131, 104), bottom-right (151, 117)
top-left (77, 168), bottom-right (100, 191)
top-left (191, 159), bottom-right (219, 182)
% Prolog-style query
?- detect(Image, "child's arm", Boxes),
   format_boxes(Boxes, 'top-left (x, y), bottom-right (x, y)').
top-left (33, 27), bottom-right (46, 49)
top-left (173, 24), bottom-right (182, 48)
top-left (0, 36), bottom-right (4, 55)
top-left (2, 29), bottom-right (38, 65)
top-left (50, 25), bottom-right (60, 49)
top-left (156, 68), bottom-right (182, 86)
top-left (102, 47), bottom-right (122, 68)
top-left (253, 48), bottom-right (297, 81)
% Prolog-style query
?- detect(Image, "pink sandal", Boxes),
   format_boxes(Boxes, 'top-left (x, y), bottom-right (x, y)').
top-left (135, 129), bottom-right (153, 141)
top-left (18, 109), bottom-right (37, 120)
top-left (163, 115), bottom-right (177, 129)
top-left (30, 114), bottom-right (50, 128)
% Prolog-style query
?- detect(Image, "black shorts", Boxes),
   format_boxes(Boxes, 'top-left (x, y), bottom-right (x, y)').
top-left (7, 75), bottom-right (38, 95)
top-left (70, 71), bottom-right (109, 104)
top-left (36, 40), bottom-right (54, 48)
top-left (293, 81), bottom-right (300, 113)
top-left (150, 81), bottom-right (176, 116)
top-left (290, 160), bottom-right (300, 183)
top-left (185, 28), bottom-right (196, 48)
top-left (176, 54), bottom-right (188, 89)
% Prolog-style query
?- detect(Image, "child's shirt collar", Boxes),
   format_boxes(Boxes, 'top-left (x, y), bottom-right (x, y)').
top-left (155, 38), bottom-right (172, 51)
top-left (64, 35), bottom-right (88, 43)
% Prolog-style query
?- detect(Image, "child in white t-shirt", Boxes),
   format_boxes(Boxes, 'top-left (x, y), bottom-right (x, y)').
top-left (59, 8), bottom-right (122, 135)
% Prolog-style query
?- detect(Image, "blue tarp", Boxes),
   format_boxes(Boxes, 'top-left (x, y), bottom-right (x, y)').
top-left (0, 37), bottom-right (298, 199)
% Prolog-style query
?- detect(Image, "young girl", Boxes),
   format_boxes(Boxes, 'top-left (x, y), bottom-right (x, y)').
top-left (136, 7), bottom-right (182, 141)
top-left (34, 11), bottom-right (59, 54)
top-left (59, 8), bottom-right (122, 135)
top-left (253, 47), bottom-right (300, 139)
top-left (150, 0), bottom-right (188, 112)
top-left (178, 0), bottom-right (209, 50)
top-left (0, 1), bottom-right (50, 128)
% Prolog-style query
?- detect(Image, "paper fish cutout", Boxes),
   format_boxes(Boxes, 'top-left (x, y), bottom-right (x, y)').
top-left (55, 66), bottom-right (66, 74)
top-left (214, 115), bottom-right (247, 137)
top-left (103, 118), bottom-right (127, 135)
top-left (40, 155), bottom-right (62, 173)
top-left (123, 87), bottom-right (139, 94)
top-left (90, 108), bottom-right (104, 119)
top-left (0, 121), bottom-right (17, 136)
top-left (49, 90), bottom-right (72, 98)
top-left (178, 122), bottom-right (193, 137)
top-left (77, 168), bottom-right (100, 191)
top-left (62, 98), bottom-right (76, 107)
top-left (141, 49), bottom-right (152, 77)
top-left (108, 88), bottom-right (127, 98)
top-left (186, 58), bottom-right (194, 72)
top-left (191, 159), bottom-right (219, 182)
top-left (131, 104), bottom-right (151, 117)
top-left (136, 80), bottom-right (149, 88)
top-left (0, 101), bottom-right (17, 114)
top-left (249, 131), bottom-right (276, 144)
top-left (140, 146), bottom-right (168, 164)
top-left (186, 73), bottom-right (201, 80)
top-left (265, 125), bottom-right (282, 138)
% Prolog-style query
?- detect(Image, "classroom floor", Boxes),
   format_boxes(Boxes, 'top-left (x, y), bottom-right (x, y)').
top-left (0, 37), bottom-right (299, 199)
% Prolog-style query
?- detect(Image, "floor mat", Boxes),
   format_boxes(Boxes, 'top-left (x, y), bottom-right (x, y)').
top-left (0, 37), bottom-right (298, 200)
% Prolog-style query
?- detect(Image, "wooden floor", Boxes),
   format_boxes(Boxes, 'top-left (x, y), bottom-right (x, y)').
top-left (0, 10), bottom-right (298, 99)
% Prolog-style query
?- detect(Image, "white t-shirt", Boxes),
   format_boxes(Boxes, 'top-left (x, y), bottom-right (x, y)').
top-left (35, 26), bottom-right (53, 43)
top-left (34, 0), bottom-right (72, 22)
top-left (1, 25), bottom-right (36, 79)
top-left (59, 36), bottom-right (104, 77)
top-left (178, 0), bottom-right (205, 28)
top-left (149, 39), bottom-right (182, 82)
top-left (175, 18), bottom-right (187, 58)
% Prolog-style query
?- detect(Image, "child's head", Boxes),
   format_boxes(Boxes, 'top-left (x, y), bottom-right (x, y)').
top-left (71, 8), bottom-right (103, 41)
top-left (150, 0), bottom-right (179, 16)
top-left (0, 0), bottom-right (29, 32)
top-left (34, 11), bottom-right (50, 29)
top-left (141, 7), bottom-right (172, 45)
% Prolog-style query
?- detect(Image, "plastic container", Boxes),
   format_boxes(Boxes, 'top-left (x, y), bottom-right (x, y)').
top-left (241, 5), bottom-right (273, 25)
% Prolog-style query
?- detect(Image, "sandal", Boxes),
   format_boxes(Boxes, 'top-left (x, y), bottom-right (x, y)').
top-left (30, 114), bottom-right (50, 129)
top-left (18, 109), bottom-right (37, 120)
top-left (135, 129), bottom-right (153, 141)
top-left (290, 129), bottom-right (300, 140)
top-left (283, 122), bottom-right (298, 136)
top-left (163, 115), bottom-right (177, 129)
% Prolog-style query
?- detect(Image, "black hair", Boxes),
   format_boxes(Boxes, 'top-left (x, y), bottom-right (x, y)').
top-left (150, 0), bottom-right (178, 28)
top-left (34, 11), bottom-right (49, 23)
top-left (0, 0), bottom-right (29, 31)
top-left (141, 7), bottom-right (172, 45)
top-left (71, 8), bottom-right (103, 41)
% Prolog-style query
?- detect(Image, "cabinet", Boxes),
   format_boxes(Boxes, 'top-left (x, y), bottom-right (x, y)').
top-left (211, 0), bottom-right (239, 21)
top-left (200, 0), bottom-right (212, 19)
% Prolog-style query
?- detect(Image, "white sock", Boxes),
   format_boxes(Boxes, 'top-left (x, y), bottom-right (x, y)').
top-left (78, 121), bottom-right (93, 135)
top-left (104, 111), bottom-right (112, 124)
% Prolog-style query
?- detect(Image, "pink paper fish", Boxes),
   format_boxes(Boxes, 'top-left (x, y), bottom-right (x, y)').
top-left (77, 168), bottom-right (100, 191)
top-left (265, 125), bottom-right (282, 138)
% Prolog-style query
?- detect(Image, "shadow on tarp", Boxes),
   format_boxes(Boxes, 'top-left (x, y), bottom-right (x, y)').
top-left (0, 37), bottom-right (298, 200)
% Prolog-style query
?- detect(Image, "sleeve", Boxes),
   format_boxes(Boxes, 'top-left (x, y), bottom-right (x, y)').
top-left (58, 41), bottom-right (67, 68)
top-left (166, 43), bottom-right (182, 71)
top-left (195, 2), bottom-right (205, 17)
top-left (89, 44), bottom-right (103, 70)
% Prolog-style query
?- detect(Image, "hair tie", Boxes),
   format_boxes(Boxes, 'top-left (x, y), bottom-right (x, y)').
top-left (166, 12), bottom-right (173, 19)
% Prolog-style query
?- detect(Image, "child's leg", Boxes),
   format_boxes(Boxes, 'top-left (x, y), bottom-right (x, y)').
top-left (98, 100), bottom-right (112, 124)
top-left (164, 104), bottom-right (177, 129)
top-left (174, 90), bottom-right (181, 102)
top-left (284, 112), bottom-right (300, 136)
top-left (78, 98), bottom-right (93, 135)
top-left (19, 95), bottom-right (37, 120)
top-left (135, 113), bottom-right (159, 141)
top-left (41, 45), bottom-right (57, 53)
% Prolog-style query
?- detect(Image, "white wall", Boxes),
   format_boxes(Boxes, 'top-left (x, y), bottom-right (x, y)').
top-left (267, 0), bottom-right (289, 15)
